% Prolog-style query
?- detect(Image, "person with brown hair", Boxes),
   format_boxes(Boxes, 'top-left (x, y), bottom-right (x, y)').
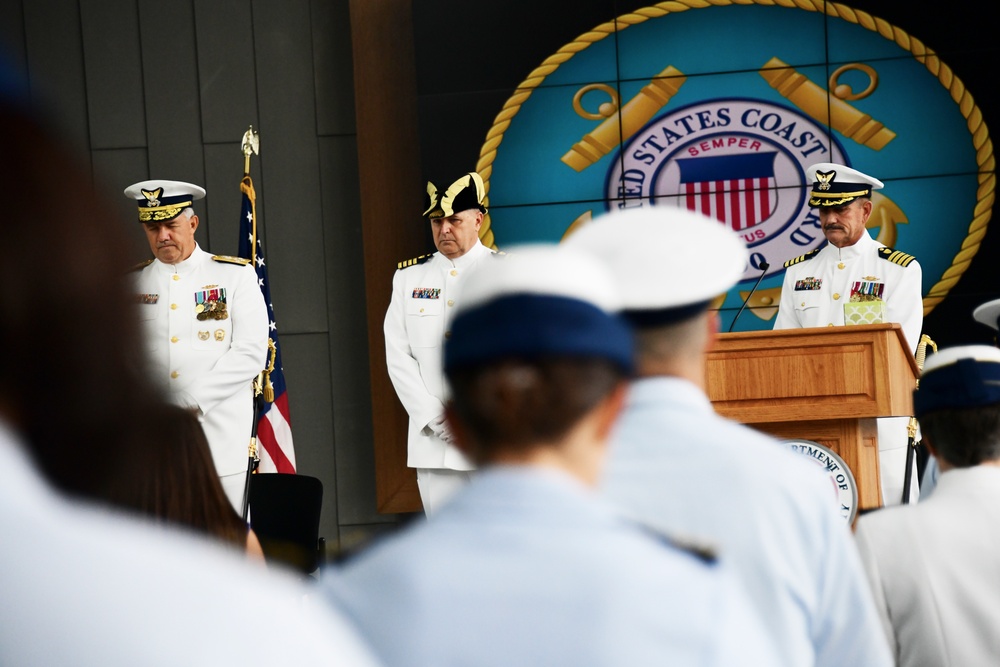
top-left (102, 403), bottom-right (265, 561)
top-left (0, 63), bottom-right (380, 666)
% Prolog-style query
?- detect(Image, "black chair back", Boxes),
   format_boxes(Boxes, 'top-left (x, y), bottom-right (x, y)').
top-left (248, 473), bottom-right (324, 574)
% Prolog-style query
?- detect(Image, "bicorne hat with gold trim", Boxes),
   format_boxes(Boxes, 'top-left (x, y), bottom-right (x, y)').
top-left (422, 172), bottom-right (488, 218)
top-left (806, 162), bottom-right (883, 208)
top-left (124, 180), bottom-right (206, 223)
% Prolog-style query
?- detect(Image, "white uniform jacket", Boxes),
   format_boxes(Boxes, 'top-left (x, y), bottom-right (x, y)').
top-left (602, 378), bottom-right (893, 667)
top-left (134, 245), bottom-right (268, 476)
top-left (324, 466), bottom-right (783, 667)
top-left (774, 231), bottom-right (923, 354)
top-left (383, 241), bottom-right (495, 470)
top-left (854, 466), bottom-right (1000, 667)
top-left (0, 419), bottom-right (383, 667)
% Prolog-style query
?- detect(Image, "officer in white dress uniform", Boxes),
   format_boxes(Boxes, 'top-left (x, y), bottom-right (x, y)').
top-left (922, 297), bottom-right (1000, 497)
top-left (383, 172), bottom-right (497, 515)
top-left (855, 345), bottom-right (1000, 667)
top-left (565, 207), bottom-right (892, 667)
top-left (127, 181), bottom-right (269, 511)
top-left (326, 244), bottom-right (783, 667)
top-left (773, 163), bottom-right (924, 505)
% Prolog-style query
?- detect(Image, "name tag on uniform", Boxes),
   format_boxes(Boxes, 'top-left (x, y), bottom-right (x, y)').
top-left (794, 278), bottom-right (822, 291)
top-left (137, 293), bottom-right (159, 304)
top-left (412, 287), bottom-right (441, 299)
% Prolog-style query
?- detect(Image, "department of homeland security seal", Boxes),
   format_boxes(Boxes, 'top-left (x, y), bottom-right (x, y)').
top-left (475, 1), bottom-right (993, 332)
top-left (782, 439), bottom-right (859, 523)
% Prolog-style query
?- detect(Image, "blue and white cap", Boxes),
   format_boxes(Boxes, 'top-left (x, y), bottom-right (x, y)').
top-left (807, 162), bottom-right (883, 208)
top-left (124, 180), bottom-right (206, 223)
top-left (562, 206), bottom-right (748, 327)
top-left (443, 244), bottom-right (634, 374)
top-left (913, 345), bottom-right (1000, 417)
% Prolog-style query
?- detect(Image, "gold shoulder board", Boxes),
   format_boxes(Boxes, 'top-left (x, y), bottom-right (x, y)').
top-left (397, 254), bottom-right (432, 270)
top-left (783, 248), bottom-right (821, 268)
top-left (212, 255), bottom-right (251, 266)
top-left (130, 258), bottom-right (154, 272)
top-left (878, 247), bottom-right (917, 267)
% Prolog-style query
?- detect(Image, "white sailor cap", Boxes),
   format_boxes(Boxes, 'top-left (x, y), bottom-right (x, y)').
top-left (124, 180), bottom-right (206, 223)
top-left (806, 162), bottom-right (883, 208)
top-left (972, 298), bottom-right (1000, 332)
top-left (443, 244), bottom-right (634, 374)
top-left (562, 206), bottom-right (748, 327)
top-left (913, 345), bottom-right (1000, 417)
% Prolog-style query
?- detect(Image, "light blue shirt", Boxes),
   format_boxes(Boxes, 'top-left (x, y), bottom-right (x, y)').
top-left (324, 465), bottom-right (782, 666)
top-left (602, 377), bottom-right (892, 667)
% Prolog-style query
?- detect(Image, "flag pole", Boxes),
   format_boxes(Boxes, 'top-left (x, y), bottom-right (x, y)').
top-left (240, 125), bottom-right (262, 522)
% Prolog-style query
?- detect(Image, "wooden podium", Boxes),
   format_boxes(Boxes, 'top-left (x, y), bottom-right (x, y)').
top-left (705, 323), bottom-right (918, 510)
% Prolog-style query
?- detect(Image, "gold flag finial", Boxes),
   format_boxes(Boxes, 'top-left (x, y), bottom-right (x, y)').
top-left (241, 125), bottom-right (260, 175)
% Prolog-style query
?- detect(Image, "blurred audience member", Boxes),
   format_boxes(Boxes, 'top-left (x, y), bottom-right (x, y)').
top-left (565, 206), bottom-right (892, 667)
top-left (0, 68), bottom-right (381, 666)
top-left (101, 403), bottom-right (265, 562)
top-left (855, 345), bottom-right (1000, 666)
top-left (323, 244), bottom-right (780, 666)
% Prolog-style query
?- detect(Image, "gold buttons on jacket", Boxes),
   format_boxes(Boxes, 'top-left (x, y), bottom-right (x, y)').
top-left (170, 336), bottom-right (179, 343)
top-left (447, 299), bottom-right (455, 307)
top-left (450, 269), bottom-right (458, 277)
top-left (170, 371), bottom-right (179, 379)
top-left (170, 303), bottom-right (178, 310)
top-left (833, 293), bottom-right (841, 300)
top-left (172, 274), bottom-right (180, 281)
top-left (837, 262), bottom-right (845, 270)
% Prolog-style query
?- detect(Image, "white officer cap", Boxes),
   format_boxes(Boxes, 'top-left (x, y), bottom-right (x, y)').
top-left (124, 180), bottom-right (206, 223)
top-left (806, 162), bottom-right (883, 208)
top-left (972, 298), bottom-right (1000, 332)
top-left (562, 206), bottom-right (748, 327)
top-left (913, 345), bottom-right (1000, 417)
top-left (444, 244), bottom-right (634, 374)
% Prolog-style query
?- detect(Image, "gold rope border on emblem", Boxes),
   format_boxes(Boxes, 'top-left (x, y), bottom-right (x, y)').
top-left (474, 0), bottom-right (995, 317)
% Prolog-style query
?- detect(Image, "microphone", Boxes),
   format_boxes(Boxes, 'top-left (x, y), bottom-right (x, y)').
top-left (728, 262), bottom-right (769, 332)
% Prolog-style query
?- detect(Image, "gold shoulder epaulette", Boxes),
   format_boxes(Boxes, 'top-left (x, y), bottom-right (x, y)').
top-left (783, 248), bottom-right (821, 268)
top-left (130, 258), bottom-right (154, 272)
top-left (878, 247), bottom-right (917, 267)
top-left (397, 254), bottom-right (432, 270)
top-left (211, 255), bottom-right (251, 266)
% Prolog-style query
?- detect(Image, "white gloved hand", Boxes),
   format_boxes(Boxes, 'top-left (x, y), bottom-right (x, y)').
top-left (426, 414), bottom-right (456, 445)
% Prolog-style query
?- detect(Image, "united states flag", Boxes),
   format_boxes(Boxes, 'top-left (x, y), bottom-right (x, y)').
top-left (676, 152), bottom-right (778, 230)
top-left (238, 176), bottom-right (296, 473)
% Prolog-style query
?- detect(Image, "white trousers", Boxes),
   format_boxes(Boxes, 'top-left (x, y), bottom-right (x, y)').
top-left (878, 417), bottom-right (919, 506)
top-left (416, 468), bottom-right (473, 517)
top-left (220, 471), bottom-right (249, 516)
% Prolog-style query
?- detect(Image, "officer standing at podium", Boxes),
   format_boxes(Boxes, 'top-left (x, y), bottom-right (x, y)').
top-left (774, 163), bottom-right (924, 505)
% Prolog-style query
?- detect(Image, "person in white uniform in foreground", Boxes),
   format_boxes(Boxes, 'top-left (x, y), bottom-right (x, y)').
top-left (325, 243), bottom-right (782, 667)
top-left (565, 205), bottom-right (892, 667)
top-left (855, 344), bottom-right (1000, 667)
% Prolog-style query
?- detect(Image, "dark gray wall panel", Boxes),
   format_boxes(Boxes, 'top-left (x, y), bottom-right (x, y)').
top-left (91, 147), bottom-right (155, 261)
top-left (137, 0), bottom-right (204, 182)
top-left (203, 141), bottom-right (263, 258)
top-left (311, 0), bottom-right (356, 137)
top-left (193, 0), bottom-right (257, 144)
top-left (79, 0), bottom-right (146, 149)
top-left (275, 332), bottom-right (340, 546)
top-left (22, 0), bottom-right (90, 151)
top-left (253, 0), bottom-right (326, 333)
top-left (320, 135), bottom-right (387, 525)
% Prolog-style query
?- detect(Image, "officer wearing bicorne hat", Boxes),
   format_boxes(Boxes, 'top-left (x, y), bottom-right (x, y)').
top-left (383, 171), bottom-right (499, 516)
top-left (126, 180), bottom-right (268, 511)
top-left (773, 163), bottom-right (924, 506)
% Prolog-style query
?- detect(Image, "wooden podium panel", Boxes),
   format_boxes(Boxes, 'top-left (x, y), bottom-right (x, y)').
top-left (705, 323), bottom-right (918, 509)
